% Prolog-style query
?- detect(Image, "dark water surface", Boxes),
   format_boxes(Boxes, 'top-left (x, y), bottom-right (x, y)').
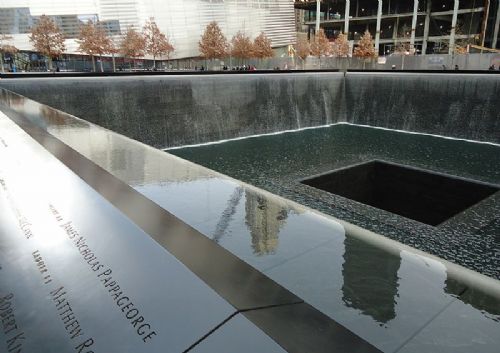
top-left (2, 89), bottom-right (500, 352)
top-left (171, 124), bottom-right (500, 278)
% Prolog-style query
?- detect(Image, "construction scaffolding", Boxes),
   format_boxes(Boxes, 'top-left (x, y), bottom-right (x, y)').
top-left (295, 0), bottom-right (500, 54)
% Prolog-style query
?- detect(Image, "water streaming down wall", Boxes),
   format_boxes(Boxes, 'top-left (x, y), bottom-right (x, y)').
top-left (345, 73), bottom-right (500, 143)
top-left (0, 72), bottom-right (498, 147)
top-left (0, 74), bottom-right (345, 148)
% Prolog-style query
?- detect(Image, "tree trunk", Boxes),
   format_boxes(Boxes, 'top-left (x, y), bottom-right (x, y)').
top-left (99, 56), bottom-right (104, 72)
top-left (112, 54), bottom-right (116, 72)
top-left (0, 53), bottom-right (4, 73)
top-left (48, 56), bottom-right (53, 71)
top-left (153, 56), bottom-right (156, 70)
top-left (91, 55), bottom-right (96, 72)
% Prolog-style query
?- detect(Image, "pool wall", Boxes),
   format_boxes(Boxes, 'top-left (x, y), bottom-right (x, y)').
top-left (345, 73), bottom-right (499, 143)
top-left (0, 72), bottom-right (498, 147)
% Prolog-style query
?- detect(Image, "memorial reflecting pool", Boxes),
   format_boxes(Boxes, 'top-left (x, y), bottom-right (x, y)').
top-left (171, 124), bottom-right (500, 278)
top-left (1, 74), bottom-right (499, 352)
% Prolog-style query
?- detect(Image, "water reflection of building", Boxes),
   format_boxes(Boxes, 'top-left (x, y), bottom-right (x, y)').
top-left (342, 236), bottom-right (400, 325)
top-left (445, 277), bottom-right (500, 318)
top-left (245, 191), bottom-right (289, 256)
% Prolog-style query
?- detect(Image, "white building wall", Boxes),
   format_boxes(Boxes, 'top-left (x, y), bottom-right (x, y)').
top-left (0, 0), bottom-right (98, 16)
top-left (0, 0), bottom-right (295, 59)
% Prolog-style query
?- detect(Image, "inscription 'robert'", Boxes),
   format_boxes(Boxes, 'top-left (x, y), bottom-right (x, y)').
top-left (0, 293), bottom-right (26, 353)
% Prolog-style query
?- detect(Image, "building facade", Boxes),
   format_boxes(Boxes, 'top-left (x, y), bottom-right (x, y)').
top-left (295, 0), bottom-right (500, 55)
top-left (0, 0), bottom-right (296, 59)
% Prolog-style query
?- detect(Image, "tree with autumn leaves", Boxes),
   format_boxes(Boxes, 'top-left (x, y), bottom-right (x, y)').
top-left (331, 33), bottom-right (350, 57)
top-left (297, 31), bottom-right (350, 60)
top-left (143, 18), bottom-right (174, 68)
top-left (295, 36), bottom-right (310, 61)
top-left (252, 32), bottom-right (273, 60)
top-left (295, 35), bottom-right (310, 68)
top-left (310, 29), bottom-right (331, 67)
top-left (230, 31), bottom-right (253, 65)
top-left (78, 17), bottom-right (173, 71)
top-left (77, 21), bottom-right (112, 72)
top-left (311, 29), bottom-right (330, 58)
top-left (230, 31), bottom-right (273, 65)
top-left (199, 21), bottom-right (229, 61)
top-left (29, 15), bottom-right (66, 70)
top-left (199, 22), bottom-right (274, 68)
top-left (120, 27), bottom-right (145, 69)
top-left (354, 30), bottom-right (376, 58)
top-left (294, 31), bottom-right (353, 68)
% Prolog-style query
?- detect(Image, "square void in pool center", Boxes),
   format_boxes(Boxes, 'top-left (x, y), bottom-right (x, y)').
top-left (301, 160), bottom-right (499, 226)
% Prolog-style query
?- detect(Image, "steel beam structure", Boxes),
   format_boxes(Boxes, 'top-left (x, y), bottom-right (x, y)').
top-left (345, 0), bottom-right (350, 36)
top-left (316, 0), bottom-right (321, 33)
top-left (375, 0), bottom-right (383, 55)
top-left (449, 0), bottom-right (460, 55)
top-left (493, 1), bottom-right (500, 48)
top-left (410, 0), bottom-right (419, 50)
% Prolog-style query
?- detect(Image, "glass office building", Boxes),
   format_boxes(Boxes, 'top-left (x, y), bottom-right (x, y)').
top-left (0, 0), bottom-right (296, 59)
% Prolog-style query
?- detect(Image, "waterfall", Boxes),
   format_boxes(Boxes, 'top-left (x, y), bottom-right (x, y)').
top-left (0, 72), bottom-right (498, 147)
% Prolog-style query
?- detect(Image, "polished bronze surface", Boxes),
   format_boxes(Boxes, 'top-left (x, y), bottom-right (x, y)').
top-left (0, 89), bottom-right (381, 352)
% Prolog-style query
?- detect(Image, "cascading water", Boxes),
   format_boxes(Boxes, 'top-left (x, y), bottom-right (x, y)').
top-left (0, 72), bottom-right (498, 147)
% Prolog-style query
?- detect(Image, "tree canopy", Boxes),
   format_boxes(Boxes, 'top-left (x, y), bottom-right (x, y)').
top-left (199, 21), bottom-right (228, 59)
top-left (230, 31), bottom-right (253, 60)
top-left (77, 21), bottom-right (113, 71)
top-left (253, 32), bottom-right (274, 59)
top-left (77, 21), bottom-right (112, 57)
top-left (354, 30), bottom-right (376, 58)
top-left (120, 27), bottom-right (146, 59)
top-left (331, 33), bottom-right (350, 57)
top-left (295, 35), bottom-right (310, 61)
top-left (29, 15), bottom-right (66, 59)
top-left (143, 17), bottom-right (174, 62)
top-left (310, 29), bottom-right (330, 58)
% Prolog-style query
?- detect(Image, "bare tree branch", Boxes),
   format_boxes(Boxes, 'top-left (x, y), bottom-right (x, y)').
top-left (143, 17), bottom-right (174, 68)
